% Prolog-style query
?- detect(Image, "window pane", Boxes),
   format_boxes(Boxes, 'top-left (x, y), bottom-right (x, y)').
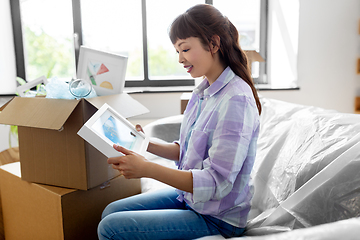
top-left (146, 0), bottom-right (202, 80)
top-left (81, 0), bottom-right (143, 80)
top-left (213, 0), bottom-right (261, 77)
top-left (20, 0), bottom-right (76, 81)
top-left (213, 0), bottom-right (260, 49)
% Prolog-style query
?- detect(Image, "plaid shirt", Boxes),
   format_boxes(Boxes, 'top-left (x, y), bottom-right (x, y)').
top-left (176, 67), bottom-right (260, 228)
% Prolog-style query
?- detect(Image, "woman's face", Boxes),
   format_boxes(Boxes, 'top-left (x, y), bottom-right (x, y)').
top-left (174, 37), bottom-right (217, 81)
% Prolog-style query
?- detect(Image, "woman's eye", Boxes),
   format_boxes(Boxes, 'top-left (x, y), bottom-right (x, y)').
top-left (183, 49), bottom-right (189, 52)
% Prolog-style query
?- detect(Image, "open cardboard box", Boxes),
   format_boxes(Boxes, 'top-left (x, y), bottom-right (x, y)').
top-left (0, 93), bottom-right (148, 190)
top-left (0, 162), bottom-right (141, 240)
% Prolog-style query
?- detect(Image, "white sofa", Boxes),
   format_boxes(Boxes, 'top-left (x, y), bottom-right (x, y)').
top-left (141, 97), bottom-right (360, 239)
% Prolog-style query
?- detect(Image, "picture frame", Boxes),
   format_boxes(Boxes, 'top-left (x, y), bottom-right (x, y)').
top-left (77, 46), bottom-right (128, 96)
top-left (16, 75), bottom-right (48, 97)
top-left (77, 103), bottom-right (149, 158)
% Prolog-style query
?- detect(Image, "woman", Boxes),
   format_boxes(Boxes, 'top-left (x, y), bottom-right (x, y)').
top-left (98, 4), bottom-right (261, 240)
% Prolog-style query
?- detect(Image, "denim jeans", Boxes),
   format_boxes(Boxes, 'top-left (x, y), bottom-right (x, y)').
top-left (98, 188), bottom-right (245, 240)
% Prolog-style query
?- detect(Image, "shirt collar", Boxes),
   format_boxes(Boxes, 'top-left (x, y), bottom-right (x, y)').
top-left (193, 66), bottom-right (234, 98)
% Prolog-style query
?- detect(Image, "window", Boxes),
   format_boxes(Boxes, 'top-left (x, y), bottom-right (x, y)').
top-left (213, 0), bottom-right (267, 83)
top-left (19, 0), bottom-right (76, 81)
top-left (12, 0), bottom-right (267, 89)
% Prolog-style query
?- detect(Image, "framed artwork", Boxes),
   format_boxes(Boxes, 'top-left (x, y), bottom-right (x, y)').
top-left (16, 75), bottom-right (48, 97)
top-left (77, 103), bottom-right (149, 158)
top-left (77, 46), bottom-right (128, 96)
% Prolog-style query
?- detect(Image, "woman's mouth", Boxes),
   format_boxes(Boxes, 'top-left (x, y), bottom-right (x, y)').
top-left (184, 65), bottom-right (193, 73)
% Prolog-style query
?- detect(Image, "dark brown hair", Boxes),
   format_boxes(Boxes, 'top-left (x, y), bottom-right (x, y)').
top-left (169, 4), bottom-right (261, 115)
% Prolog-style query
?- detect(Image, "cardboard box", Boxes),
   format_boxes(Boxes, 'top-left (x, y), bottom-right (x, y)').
top-left (0, 94), bottom-right (148, 190)
top-left (355, 97), bottom-right (360, 114)
top-left (244, 50), bottom-right (265, 71)
top-left (244, 50), bottom-right (265, 63)
top-left (0, 162), bottom-right (141, 240)
top-left (0, 148), bottom-right (20, 240)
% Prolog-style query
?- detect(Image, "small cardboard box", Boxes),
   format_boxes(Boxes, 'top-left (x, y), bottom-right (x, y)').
top-left (355, 97), bottom-right (360, 114)
top-left (0, 162), bottom-right (141, 240)
top-left (244, 50), bottom-right (265, 63)
top-left (0, 93), bottom-right (148, 190)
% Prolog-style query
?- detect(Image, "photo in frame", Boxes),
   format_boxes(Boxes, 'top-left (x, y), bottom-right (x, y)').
top-left (77, 103), bottom-right (149, 158)
top-left (77, 46), bottom-right (128, 96)
top-left (16, 75), bottom-right (48, 97)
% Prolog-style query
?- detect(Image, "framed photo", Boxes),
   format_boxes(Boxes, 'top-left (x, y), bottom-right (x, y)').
top-left (16, 75), bottom-right (48, 97)
top-left (77, 103), bottom-right (149, 158)
top-left (77, 46), bottom-right (128, 96)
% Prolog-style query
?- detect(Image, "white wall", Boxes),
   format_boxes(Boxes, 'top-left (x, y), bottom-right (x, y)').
top-left (0, 0), bottom-right (17, 95)
top-left (0, 125), bottom-right (10, 153)
top-left (261, 0), bottom-right (360, 113)
top-left (0, 0), bottom-right (16, 152)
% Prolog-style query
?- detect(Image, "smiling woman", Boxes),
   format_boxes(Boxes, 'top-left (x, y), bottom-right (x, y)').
top-left (97, 4), bottom-right (261, 240)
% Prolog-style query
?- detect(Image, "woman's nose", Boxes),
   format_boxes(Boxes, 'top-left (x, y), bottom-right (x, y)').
top-left (178, 52), bottom-right (184, 64)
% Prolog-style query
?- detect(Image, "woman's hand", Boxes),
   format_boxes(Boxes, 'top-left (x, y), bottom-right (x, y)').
top-left (108, 145), bottom-right (193, 193)
top-left (107, 144), bottom-right (148, 179)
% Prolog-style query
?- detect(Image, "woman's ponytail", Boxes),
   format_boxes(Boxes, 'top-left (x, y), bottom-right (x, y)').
top-left (225, 20), bottom-right (262, 115)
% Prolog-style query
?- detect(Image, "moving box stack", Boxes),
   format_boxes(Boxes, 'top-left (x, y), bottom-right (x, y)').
top-left (0, 93), bottom-right (149, 240)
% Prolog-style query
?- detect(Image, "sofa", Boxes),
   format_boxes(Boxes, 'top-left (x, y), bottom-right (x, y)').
top-left (141, 96), bottom-right (360, 239)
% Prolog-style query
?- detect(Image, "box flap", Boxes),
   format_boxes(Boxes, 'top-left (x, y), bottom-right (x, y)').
top-left (0, 97), bottom-right (80, 130)
top-left (0, 162), bottom-right (76, 196)
top-left (85, 93), bottom-right (149, 118)
top-left (0, 96), bottom-right (14, 111)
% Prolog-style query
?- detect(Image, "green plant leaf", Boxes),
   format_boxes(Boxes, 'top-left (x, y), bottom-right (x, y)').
top-left (9, 125), bottom-right (18, 148)
top-left (16, 77), bottom-right (27, 86)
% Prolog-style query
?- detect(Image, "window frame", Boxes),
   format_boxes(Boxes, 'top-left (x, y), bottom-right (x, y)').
top-left (11, 0), bottom-right (268, 87)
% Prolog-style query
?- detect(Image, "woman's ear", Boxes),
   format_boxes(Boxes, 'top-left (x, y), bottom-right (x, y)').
top-left (210, 35), bottom-right (221, 54)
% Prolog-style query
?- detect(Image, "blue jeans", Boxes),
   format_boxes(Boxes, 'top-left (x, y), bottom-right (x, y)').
top-left (98, 188), bottom-right (245, 240)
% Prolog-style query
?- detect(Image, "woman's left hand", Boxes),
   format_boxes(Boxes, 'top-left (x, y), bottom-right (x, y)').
top-left (107, 144), bottom-right (148, 179)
